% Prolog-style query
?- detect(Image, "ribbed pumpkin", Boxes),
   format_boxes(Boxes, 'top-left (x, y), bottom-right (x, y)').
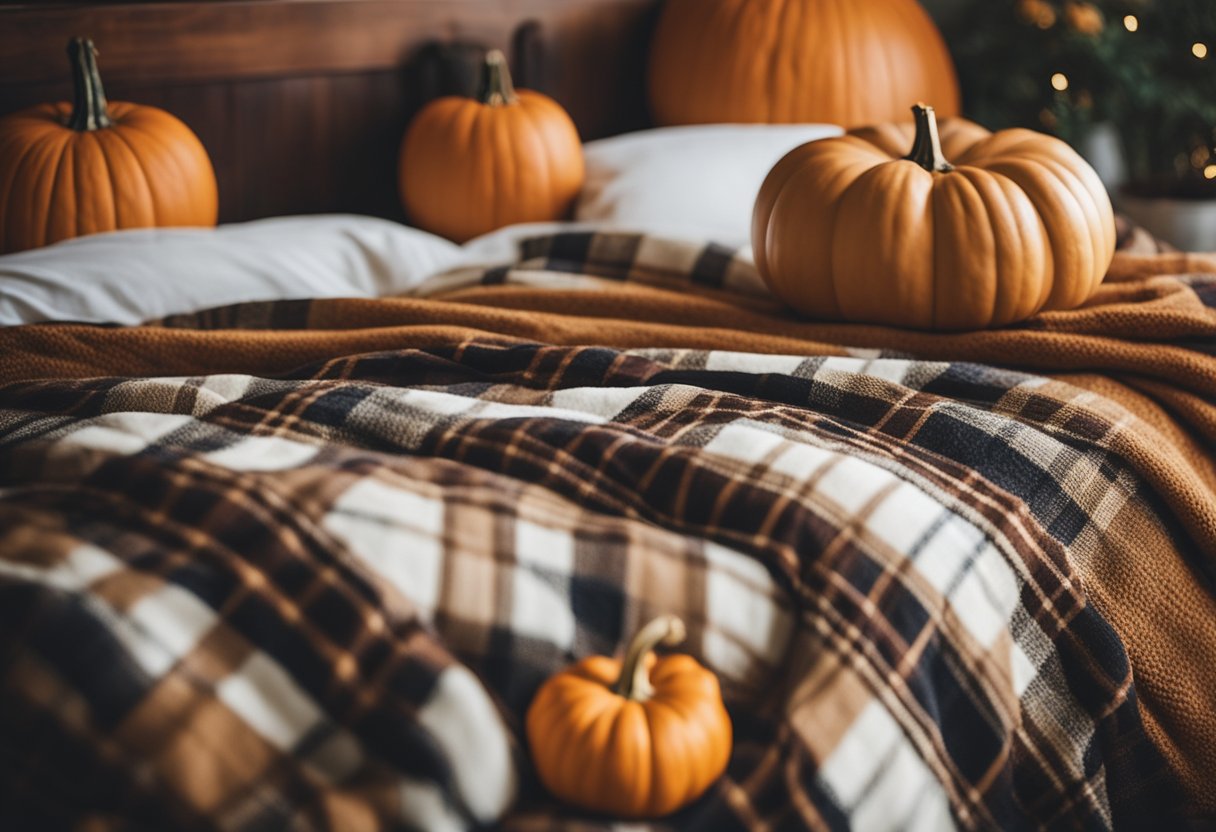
top-left (399, 50), bottom-right (585, 243)
top-left (0, 38), bottom-right (218, 255)
top-left (648, 0), bottom-right (960, 128)
top-left (526, 616), bottom-right (732, 818)
top-left (752, 104), bottom-right (1117, 331)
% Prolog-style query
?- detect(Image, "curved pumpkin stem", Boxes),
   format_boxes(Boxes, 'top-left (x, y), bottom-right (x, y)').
top-left (480, 49), bottom-right (520, 107)
top-left (613, 615), bottom-right (687, 702)
top-left (66, 37), bottom-right (113, 132)
top-left (905, 103), bottom-right (953, 173)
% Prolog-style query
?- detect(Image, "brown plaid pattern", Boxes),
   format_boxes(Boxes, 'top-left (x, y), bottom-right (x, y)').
top-left (0, 323), bottom-right (1183, 831)
top-left (5, 219), bottom-right (1210, 829)
top-left (409, 233), bottom-right (768, 301)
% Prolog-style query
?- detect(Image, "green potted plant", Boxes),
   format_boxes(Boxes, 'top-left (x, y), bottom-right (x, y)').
top-left (947, 0), bottom-right (1216, 250)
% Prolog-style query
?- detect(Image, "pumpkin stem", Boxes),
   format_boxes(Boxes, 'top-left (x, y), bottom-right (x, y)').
top-left (66, 37), bottom-right (113, 131)
top-left (479, 49), bottom-right (520, 107)
top-left (905, 103), bottom-right (953, 173)
top-left (613, 615), bottom-right (687, 702)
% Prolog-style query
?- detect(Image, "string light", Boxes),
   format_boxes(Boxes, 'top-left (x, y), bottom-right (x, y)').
top-left (1123, 14), bottom-right (1138, 32)
top-left (1194, 42), bottom-right (1210, 59)
top-left (1051, 72), bottom-right (1070, 92)
top-left (1206, 165), bottom-right (1216, 181)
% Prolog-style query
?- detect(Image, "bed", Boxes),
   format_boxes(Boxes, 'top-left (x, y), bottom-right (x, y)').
top-left (2, 2), bottom-right (1214, 830)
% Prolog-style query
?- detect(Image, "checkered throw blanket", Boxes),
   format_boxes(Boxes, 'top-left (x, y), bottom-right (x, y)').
top-left (2, 229), bottom-right (1211, 830)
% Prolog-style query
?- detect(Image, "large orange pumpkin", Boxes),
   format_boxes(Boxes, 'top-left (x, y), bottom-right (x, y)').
top-left (0, 38), bottom-right (218, 255)
top-left (648, 0), bottom-right (960, 128)
top-left (752, 104), bottom-right (1117, 330)
top-left (399, 50), bottom-right (585, 243)
top-left (526, 615), bottom-right (732, 818)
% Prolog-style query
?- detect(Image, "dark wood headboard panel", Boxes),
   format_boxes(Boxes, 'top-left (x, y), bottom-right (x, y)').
top-left (0, 0), bottom-right (661, 223)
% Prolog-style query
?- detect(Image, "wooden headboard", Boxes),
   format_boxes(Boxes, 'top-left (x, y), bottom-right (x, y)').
top-left (0, 0), bottom-right (662, 223)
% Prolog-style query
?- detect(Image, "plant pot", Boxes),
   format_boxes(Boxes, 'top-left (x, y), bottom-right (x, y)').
top-left (1116, 191), bottom-right (1216, 252)
top-left (1077, 122), bottom-right (1126, 191)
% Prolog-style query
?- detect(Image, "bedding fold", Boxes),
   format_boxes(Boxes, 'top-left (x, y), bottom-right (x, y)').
top-left (2, 228), bottom-right (1215, 829)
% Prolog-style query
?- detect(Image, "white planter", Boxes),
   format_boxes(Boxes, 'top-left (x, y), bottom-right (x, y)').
top-left (1117, 192), bottom-right (1216, 252)
top-left (1077, 122), bottom-right (1127, 191)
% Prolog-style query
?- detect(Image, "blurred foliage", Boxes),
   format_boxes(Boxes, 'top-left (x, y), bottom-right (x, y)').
top-left (946, 0), bottom-right (1216, 197)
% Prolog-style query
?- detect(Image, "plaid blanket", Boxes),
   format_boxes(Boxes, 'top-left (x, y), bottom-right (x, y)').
top-left (2, 228), bottom-right (1212, 830)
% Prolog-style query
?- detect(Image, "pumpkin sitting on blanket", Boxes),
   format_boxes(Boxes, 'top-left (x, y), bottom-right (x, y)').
top-left (752, 103), bottom-right (1117, 331)
top-left (526, 615), bottom-right (732, 818)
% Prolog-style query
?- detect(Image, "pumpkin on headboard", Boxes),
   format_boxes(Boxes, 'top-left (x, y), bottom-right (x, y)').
top-left (752, 104), bottom-right (1116, 331)
top-left (648, 0), bottom-right (960, 129)
top-left (0, 38), bottom-right (218, 255)
top-left (399, 50), bottom-right (585, 244)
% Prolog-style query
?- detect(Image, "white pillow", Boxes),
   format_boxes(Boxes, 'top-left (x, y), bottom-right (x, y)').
top-left (0, 215), bottom-right (463, 326)
top-left (576, 124), bottom-right (843, 246)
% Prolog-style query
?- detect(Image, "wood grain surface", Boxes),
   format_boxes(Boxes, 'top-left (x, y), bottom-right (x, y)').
top-left (0, 0), bottom-right (660, 223)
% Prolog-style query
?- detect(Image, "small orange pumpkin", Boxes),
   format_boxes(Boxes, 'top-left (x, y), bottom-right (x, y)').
top-left (648, 0), bottom-right (960, 128)
top-left (525, 615), bottom-right (732, 819)
top-left (0, 38), bottom-right (218, 255)
top-left (398, 50), bottom-right (585, 243)
top-left (752, 104), bottom-right (1117, 330)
